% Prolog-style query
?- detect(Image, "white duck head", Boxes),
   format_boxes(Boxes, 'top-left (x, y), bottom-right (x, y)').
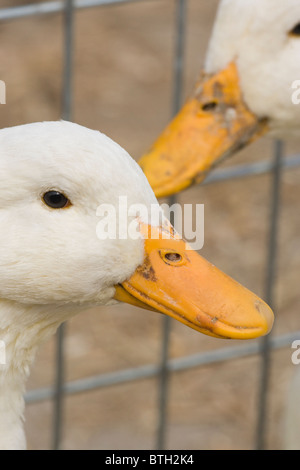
top-left (0, 121), bottom-right (273, 449)
top-left (139, 0), bottom-right (300, 197)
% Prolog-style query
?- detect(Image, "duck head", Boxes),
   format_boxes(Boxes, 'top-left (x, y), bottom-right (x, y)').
top-left (139, 0), bottom-right (300, 197)
top-left (0, 121), bottom-right (273, 339)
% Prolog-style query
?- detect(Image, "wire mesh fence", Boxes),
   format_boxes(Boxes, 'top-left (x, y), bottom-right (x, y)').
top-left (2, 0), bottom-right (300, 450)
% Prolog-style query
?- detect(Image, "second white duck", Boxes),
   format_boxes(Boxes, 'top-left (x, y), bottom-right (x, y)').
top-left (139, 0), bottom-right (300, 197)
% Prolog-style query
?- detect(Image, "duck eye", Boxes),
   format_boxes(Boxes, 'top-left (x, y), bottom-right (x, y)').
top-left (289, 23), bottom-right (300, 36)
top-left (42, 190), bottom-right (71, 209)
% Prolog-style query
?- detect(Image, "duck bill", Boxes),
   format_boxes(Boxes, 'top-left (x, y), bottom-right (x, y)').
top-left (139, 62), bottom-right (269, 198)
top-left (114, 222), bottom-right (274, 340)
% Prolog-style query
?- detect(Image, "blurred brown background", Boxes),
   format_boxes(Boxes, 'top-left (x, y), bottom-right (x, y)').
top-left (1, 0), bottom-right (300, 450)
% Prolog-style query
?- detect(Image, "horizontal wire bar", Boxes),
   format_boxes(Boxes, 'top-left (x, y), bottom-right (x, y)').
top-left (204, 152), bottom-right (300, 185)
top-left (0, 0), bottom-right (153, 21)
top-left (25, 329), bottom-right (300, 404)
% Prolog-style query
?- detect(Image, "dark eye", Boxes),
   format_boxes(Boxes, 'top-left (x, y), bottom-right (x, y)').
top-left (289, 23), bottom-right (300, 36)
top-left (42, 190), bottom-right (71, 209)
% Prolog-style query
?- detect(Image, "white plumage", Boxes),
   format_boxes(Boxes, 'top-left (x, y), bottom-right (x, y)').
top-left (0, 120), bottom-right (156, 449)
top-left (205, 0), bottom-right (300, 139)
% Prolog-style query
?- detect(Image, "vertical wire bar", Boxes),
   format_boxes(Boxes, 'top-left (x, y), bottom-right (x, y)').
top-left (156, 0), bottom-right (187, 450)
top-left (52, 0), bottom-right (74, 450)
top-left (255, 140), bottom-right (283, 450)
top-left (53, 324), bottom-right (66, 450)
top-left (62, 0), bottom-right (74, 121)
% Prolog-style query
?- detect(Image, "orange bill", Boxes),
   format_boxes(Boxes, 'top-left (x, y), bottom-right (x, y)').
top-left (114, 222), bottom-right (274, 340)
top-left (139, 62), bottom-right (268, 198)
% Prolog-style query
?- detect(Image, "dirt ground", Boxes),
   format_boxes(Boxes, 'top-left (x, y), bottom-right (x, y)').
top-left (1, 0), bottom-right (300, 450)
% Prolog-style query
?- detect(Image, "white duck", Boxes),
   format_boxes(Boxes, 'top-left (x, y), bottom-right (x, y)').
top-left (139, 0), bottom-right (300, 198)
top-left (0, 120), bottom-right (273, 450)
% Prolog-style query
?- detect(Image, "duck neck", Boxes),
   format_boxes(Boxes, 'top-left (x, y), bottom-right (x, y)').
top-left (0, 298), bottom-right (80, 450)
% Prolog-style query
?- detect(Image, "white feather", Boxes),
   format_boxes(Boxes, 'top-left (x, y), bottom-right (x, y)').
top-left (205, 0), bottom-right (300, 138)
top-left (0, 120), bottom-right (161, 449)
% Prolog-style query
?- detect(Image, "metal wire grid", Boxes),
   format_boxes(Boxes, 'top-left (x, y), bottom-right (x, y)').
top-left (2, 0), bottom-right (300, 450)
